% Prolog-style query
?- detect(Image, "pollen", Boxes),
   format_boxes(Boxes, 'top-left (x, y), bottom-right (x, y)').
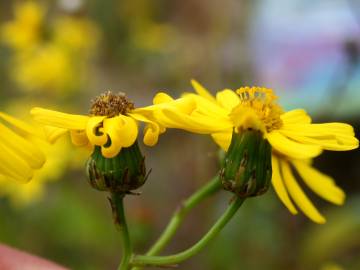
top-left (233, 87), bottom-right (283, 133)
top-left (90, 91), bottom-right (135, 117)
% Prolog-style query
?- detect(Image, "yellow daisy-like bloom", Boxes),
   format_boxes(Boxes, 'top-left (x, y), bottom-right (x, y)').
top-left (31, 91), bottom-right (194, 158)
top-left (151, 80), bottom-right (359, 223)
top-left (0, 112), bottom-right (45, 183)
top-left (0, 1), bottom-right (44, 50)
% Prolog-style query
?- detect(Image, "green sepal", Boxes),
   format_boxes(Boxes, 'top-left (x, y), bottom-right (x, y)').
top-left (86, 141), bottom-right (149, 193)
top-left (220, 129), bottom-right (272, 197)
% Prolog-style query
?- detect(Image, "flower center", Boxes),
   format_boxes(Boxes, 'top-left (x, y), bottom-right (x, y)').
top-left (89, 91), bottom-right (135, 117)
top-left (230, 87), bottom-right (283, 133)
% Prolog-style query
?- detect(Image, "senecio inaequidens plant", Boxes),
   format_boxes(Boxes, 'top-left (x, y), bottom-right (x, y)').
top-left (1, 81), bottom-right (357, 269)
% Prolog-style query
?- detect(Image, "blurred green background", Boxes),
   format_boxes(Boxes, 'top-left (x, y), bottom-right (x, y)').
top-left (0, 0), bottom-right (360, 269)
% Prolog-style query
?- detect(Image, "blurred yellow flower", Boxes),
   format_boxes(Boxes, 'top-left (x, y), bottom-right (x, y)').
top-left (53, 17), bottom-right (100, 53)
top-left (0, 112), bottom-right (45, 183)
top-left (12, 45), bottom-right (73, 92)
top-left (150, 80), bottom-right (359, 223)
top-left (31, 91), bottom-right (191, 158)
top-left (1, 1), bottom-right (44, 50)
top-left (1, 1), bottom-right (100, 94)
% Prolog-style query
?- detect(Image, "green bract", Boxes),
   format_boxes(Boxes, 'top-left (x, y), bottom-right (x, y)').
top-left (86, 141), bottom-right (148, 193)
top-left (220, 129), bottom-right (272, 197)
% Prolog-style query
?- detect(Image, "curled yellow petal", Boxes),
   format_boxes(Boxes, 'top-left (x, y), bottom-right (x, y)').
top-left (292, 159), bottom-right (345, 205)
top-left (144, 122), bottom-right (161, 146)
top-left (271, 155), bottom-right (298, 215)
top-left (101, 116), bottom-right (138, 158)
top-left (31, 107), bottom-right (89, 130)
top-left (129, 112), bottom-right (164, 146)
top-left (281, 159), bottom-right (326, 224)
top-left (267, 131), bottom-right (322, 159)
top-left (86, 116), bottom-right (107, 146)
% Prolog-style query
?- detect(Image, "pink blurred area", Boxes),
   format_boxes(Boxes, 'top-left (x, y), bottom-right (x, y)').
top-left (0, 244), bottom-right (68, 270)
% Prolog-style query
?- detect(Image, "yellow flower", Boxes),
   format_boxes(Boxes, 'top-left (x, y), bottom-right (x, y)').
top-left (1, 1), bottom-right (44, 50)
top-left (151, 80), bottom-right (359, 223)
top-left (12, 44), bottom-right (73, 92)
top-left (30, 91), bottom-right (193, 158)
top-left (0, 112), bottom-right (45, 183)
top-left (52, 17), bottom-right (100, 53)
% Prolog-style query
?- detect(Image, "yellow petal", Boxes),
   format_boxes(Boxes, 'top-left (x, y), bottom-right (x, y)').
top-left (43, 126), bottom-right (67, 144)
top-left (129, 113), bottom-right (163, 146)
top-left (267, 131), bottom-right (323, 159)
top-left (191, 80), bottom-right (217, 103)
top-left (271, 155), bottom-right (298, 215)
top-left (161, 107), bottom-right (233, 133)
top-left (211, 130), bottom-right (232, 151)
top-left (292, 160), bottom-right (345, 205)
top-left (0, 111), bottom-right (42, 137)
top-left (280, 109), bottom-right (312, 124)
top-left (134, 95), bottom-right (197, 116)
top-left (153, 92), bottom-right (174, 104)
top-left (0, 142), bottom-right (34, 183)
top-left (215, 89), bottom-right (240, 111)
top-left (282, 123), bottom-right (355, 137)
top-left (280, 122), bottom-right (358, 151)
top-left (31, 107), bottom-right (89, 130)
top-left (101, 115), bottom-right (138, 158)
top-left (0, 122), bottom-right (45, 169)
top-left (70, 130), bottom-right (89, 146)
top-left (279, 130), bottom-right (358, 151)
top-left (280, 159), bottom-right (326, 224)
top-left (189, 94), bottom-right (230, 117)
top-left (230, 106), bottom-right (265, 132)
top-left (85, 116), bottom-right (107, 146)
top-left (143, 122), bottom-right (161, 146)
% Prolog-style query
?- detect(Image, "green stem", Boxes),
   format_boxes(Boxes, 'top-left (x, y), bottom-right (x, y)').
top-left (131, 176), bottom-right (221, 270)
top-left (149, 176), bottom-right (221, 255)
top-left (131, 197), bottom-right (244, 268)
top-left (111, 193), bottom-right (132, 270)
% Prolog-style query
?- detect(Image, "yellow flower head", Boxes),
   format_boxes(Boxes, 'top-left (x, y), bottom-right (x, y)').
top-left (12, 44), bottom-right (73, 92)
top-left (1, 1), bottom-right (44, 50)
top-left (31, 91), bottom-right (169, 158)
top-left (231, 87), bottom-right (283, 133)
top-left (0, 112), bottom-right (45, 183)
top-left (151, 80), bottom-right (359, 223)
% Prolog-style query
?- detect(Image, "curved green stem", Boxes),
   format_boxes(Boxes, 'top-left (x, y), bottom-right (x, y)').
top-left (131, 176), bottom-right (221, 270)
top-left (111, 193), bottom-right (132, 270)
top-left (149, 176), bottom-right (221, 255)
top-left (131, 197), bottom-right (244, 268)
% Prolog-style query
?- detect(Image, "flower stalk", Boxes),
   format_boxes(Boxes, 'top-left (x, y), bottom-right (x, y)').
top-left (130, 197), bottom-right (245, 268)
top-left (136, 176), bottom-right (221, 266)
top-left (110, 192), bottom-right (132, 270)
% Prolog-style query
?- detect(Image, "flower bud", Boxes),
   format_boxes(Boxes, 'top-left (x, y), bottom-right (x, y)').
top-left (86, 141), bottom-right (149, 193)
top-left (220, 129), bottom-right (272, 197)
